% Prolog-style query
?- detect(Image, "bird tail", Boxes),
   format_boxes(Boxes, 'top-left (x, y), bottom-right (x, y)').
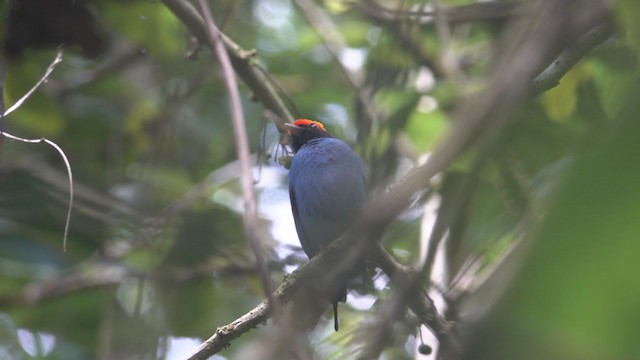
top-left (333, 301), bottom-right (339, 331)
top-left (332, 286), bottom-right (347, 331)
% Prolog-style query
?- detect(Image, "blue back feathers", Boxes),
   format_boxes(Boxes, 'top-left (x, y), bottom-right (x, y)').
top-left (289, 137), bottom-right (367, 257)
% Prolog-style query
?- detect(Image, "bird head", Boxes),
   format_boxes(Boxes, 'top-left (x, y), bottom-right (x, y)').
top-left (284, 119), bottom-right (333, 153)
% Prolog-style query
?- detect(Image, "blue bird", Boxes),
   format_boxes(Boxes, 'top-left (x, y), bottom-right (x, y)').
top-left (285, 119), bottom-right (367, 331)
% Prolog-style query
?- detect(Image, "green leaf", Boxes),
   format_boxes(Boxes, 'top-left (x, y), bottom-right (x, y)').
top-left (541, 64), bottom-right (588, 122)
top-left (404, 106), bottom-right (448, 151)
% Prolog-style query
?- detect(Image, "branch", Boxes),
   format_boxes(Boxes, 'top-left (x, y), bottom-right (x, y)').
top-left (532, 23), bottom-right (614, 95)
top-left (161, 0), bottom-right (294, 128)
top-left (185, 243), bottom-right (329, 359)
top-left (2, 49), bottom-right (64, 117)
top-left (0, 49), bottom-right (73, 252)
top-left (368, 244), bottom-right (455, 351)
top-left (0, 132), bottom-right (74, 251)
top-left (355, 0), bottom-right (613, 96)
top-left (0, 265), bottom-right (127, 308)
top-left (195, 0), bottom-right (276, 312)
top-left (294, 0), bottom-right (379, 125)
top-left (50, 46), bottom-right (147, 92)
top-left (352, 1), bottom-right (529, 26)
top-left (185, 238), bottom-right (450, 360)
top-left (354, 0), bottom-right (443, 76)
top-left (193, 4), bottom-right (313, 359)
top-left (0, 257), bottom-right (300, 308)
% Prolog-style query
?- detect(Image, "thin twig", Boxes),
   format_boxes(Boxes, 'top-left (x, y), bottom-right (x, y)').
top-left (294, 0), bottom-right (378, 124)
top-left (0, 48), bottom-right (72, 251)
top-left (433, 0), bottom-right (461, 79)
top-left (0, 256), bottom-right (303, 309)
top-left (195, 0), bottom-right (274, 304)
top-left (354, 0), bottom-right (443, 75)
top-left (2, 49), bottom-right (64, 117)
top-left (0, 132), bottom-right (73, 251)
top-left (0, 132), bottom-right (74, 252)
top-left (162, 0), bottom-right (294, 128)
top-left (532, 23), bottom-right (614, 95)
top-left (373, 243), bottom-right (452, 336)
top-left (51, 46), bottom-right (147, 92)
top-left (194, 2), bottom-right (310, 360)
top-left (353, 1), bottom-right (528, 26)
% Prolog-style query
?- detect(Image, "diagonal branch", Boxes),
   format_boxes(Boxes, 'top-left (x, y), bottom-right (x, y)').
top-left (185, 234), bottom-right (452, 360)
top-left (162, 0), bottom-right (294, 128)
top-left (294, 0), bottom-right (379, 125)
top-left (532, 22), bottom-right (614, 95)
top-left (195, 0), bottom-right (275, 316)
top-left (192, 3), bottom-right (310, 359)
top-left (2, 49), bottom-right (64, 117)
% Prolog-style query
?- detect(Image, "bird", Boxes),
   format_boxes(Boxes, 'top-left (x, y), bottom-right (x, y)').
top-left (285, 118), bottom-right (367, 331)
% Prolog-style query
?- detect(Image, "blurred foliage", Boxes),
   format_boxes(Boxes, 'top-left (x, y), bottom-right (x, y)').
top-left (461, 85), bottom-right (640, 360)
top-left (0, 0), bottom-right (638, 359)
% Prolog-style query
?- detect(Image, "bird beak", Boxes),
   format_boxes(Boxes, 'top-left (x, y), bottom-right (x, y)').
top-left (284, 123), bottom-right (302, 136)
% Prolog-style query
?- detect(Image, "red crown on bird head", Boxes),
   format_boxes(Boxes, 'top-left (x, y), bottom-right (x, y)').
top-left (294, 119), bottom-right (326, 131)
